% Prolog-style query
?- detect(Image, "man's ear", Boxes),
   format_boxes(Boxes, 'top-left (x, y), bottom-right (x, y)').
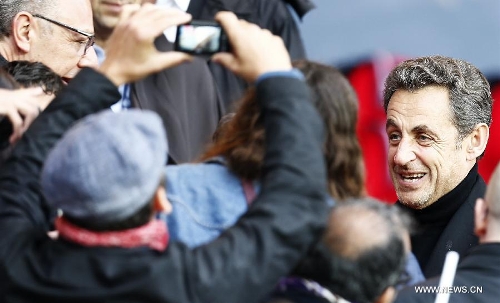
top-left (474, 198), bottom-right (488, 238)
top-left (465, 123), bottom-right (489, 161)
top-left (375, 287), bottom-right (396, 303)
top-left (11, 12), bottom-right (38, 53)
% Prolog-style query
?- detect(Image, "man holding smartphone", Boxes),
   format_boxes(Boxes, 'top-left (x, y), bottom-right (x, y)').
top-left (175, 0), bottom-right (314, 110)
top-left (0, 7), bottom-right (330, 303)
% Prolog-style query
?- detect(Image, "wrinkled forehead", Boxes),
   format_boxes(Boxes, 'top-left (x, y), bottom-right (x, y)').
top-left (386, 86), bottom-right (455, 127)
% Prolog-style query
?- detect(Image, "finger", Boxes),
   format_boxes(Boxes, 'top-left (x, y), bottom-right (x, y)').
top-left (215, 12), bottom-right (241, 45)
top-left (20, 109), bottom-right (39, 134)
top-left (127, 4), bottom-right (191, 32)
top-left (35, 94), bottom-right (55, 111)
top-left (6, 109), bottom-right (24, 145)
top-left (21, 87), bottom-right (45, 97)
top-left (211, 53), bottom-right (239, 73)
top-left (15, 102), bottom-right (40, 133)
top-left (137, 9), bottom-right (191, 39)
top-left (118, 3), bottom-right (142, 23)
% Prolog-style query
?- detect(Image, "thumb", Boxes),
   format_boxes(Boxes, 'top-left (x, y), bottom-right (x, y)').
top-left (23, 87), bottom-right (45, 96)
top-left (212, 53), bottom-right (239, 73)
top-left (119, 3), bottom-right (141, 23)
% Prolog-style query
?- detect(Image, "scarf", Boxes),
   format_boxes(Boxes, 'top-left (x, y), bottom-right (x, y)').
top-left (55, 217), bottom-right (169, 251)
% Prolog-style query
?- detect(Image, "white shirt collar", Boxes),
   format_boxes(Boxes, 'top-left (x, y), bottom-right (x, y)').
top-left (155, 0), bottom-right (191, 12)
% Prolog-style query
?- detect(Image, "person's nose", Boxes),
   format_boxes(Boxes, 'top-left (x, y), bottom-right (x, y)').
top-left (393, 138), bottom-right (417, 166)
top-left (77, 46), bottom-right (99, 69)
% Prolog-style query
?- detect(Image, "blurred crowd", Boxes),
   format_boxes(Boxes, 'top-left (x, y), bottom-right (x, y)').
top-left (0, 1), bottom-right (498, 303)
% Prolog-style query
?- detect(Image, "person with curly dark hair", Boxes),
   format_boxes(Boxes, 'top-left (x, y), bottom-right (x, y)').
top-left (5, 60), bottom-right (64, 95)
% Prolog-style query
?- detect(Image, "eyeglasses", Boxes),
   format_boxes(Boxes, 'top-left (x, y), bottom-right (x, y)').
top-left (32, 14), bottom-right (95, 56)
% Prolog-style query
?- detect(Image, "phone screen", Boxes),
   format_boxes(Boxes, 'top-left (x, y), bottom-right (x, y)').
top-left (174, 21), bottom-right (228, 55)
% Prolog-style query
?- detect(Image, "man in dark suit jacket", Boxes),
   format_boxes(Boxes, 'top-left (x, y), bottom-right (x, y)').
top-left (383, 56), bottom-right (492, 278)
top-left (130, 36), bottom-right (222, 164)
top-left (394, 163), bottom-right (500, 303)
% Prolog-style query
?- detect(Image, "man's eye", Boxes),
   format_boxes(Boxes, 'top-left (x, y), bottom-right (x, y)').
top-left (388, 133), bottom-right (401, 142)
top-left (418, 135), bottom-right (431, 141)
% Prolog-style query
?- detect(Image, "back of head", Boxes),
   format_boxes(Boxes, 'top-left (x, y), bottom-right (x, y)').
top-left (383, 55), bottom-right (492, 144)
top-left (202, 60), bottom-right (365, 200)
top-left (41, 109), bottom-right (167, 229)
top-left (293, 198), bottom-right (412, 303)
top-left (5, 60), bottom-right (64, 95)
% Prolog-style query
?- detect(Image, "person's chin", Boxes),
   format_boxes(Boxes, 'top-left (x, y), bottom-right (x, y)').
top-left (397, 190), bottom-right (433, 210)
top-left (100, 1), bottom-right (128, 15)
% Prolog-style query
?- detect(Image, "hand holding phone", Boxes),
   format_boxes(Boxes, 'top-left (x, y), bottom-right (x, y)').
top-left (174, 20), bottom-right (230, 55)
top-left (211, 12), bottom-right (292, 83)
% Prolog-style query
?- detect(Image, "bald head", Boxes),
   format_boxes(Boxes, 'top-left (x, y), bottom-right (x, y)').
top-left (474, 163), bottom-right (500, 243)
top-left (293, 198), bottom-right (412, 303)
top-left (326, 201), bottom-right (407, 259)
top-left (485, 164), bottom-right (500, 219)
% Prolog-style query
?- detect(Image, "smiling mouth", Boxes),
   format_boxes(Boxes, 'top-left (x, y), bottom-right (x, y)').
top-left (400, 173), bottom-right (426, 182)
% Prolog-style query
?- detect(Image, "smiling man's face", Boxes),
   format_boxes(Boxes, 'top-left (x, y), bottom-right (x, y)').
top-left (385, 85), bottom-right (472, 209)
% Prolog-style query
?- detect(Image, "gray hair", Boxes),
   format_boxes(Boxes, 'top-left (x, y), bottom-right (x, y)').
top-left (0, 0), bottom-right (55, 38)
top-left (383, 55), bottom-right (493, 144)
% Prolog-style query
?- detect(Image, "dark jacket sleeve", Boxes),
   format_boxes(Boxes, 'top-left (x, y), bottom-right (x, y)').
top-left (0, 68), bottom-right (120, 242)
top-left (166, 76), bottom-right (329, 303)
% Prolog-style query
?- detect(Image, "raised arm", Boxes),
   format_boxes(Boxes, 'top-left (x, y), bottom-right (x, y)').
top-left (0, 4), bottom-right (194, 242)
top-left (169, 12), bottom-right (329, 303)
top-left (0, 69), bottom-right (120, 232)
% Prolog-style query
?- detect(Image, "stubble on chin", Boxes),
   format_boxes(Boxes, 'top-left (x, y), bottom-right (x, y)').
top-left (397, 190), bottom-right (434, 210)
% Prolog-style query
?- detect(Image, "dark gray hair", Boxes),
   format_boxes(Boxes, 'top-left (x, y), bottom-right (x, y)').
top-left (383, 55), bottom-right (493, 143)
top-left (292, 198), bottom-right (414, 303)
top-left (0, 0), bottom-right (54, 38)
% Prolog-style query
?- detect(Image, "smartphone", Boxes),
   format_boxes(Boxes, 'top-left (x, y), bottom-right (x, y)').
top-left (174, 20), bottom-right (230, 55)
